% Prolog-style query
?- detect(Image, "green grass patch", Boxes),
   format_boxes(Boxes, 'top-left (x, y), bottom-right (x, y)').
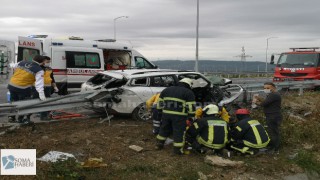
top-left (291, 150), bottom-right (320, 174)
top-left (46, 158), bottom-right (83, 179)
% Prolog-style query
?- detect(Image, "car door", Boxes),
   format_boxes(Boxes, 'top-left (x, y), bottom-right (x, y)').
top-left (149, 75), bottom-right (176, 94)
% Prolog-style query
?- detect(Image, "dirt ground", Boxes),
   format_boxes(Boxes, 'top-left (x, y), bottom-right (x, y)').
top-left (1, 92), bottom-right (320, 179)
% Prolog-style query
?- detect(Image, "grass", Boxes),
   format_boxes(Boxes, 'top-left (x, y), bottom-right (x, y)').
top-left (37, 92), bottom-right (320, 179)
top-left (291, 150), bottom-right (320, 174)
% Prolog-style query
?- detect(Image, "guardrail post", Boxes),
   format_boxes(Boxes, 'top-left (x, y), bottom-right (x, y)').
top-left (298, 86), bottom-right (303, 96)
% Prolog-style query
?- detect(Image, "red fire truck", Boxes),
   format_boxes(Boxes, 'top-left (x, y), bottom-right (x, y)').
top-left (271, 47), bottom-right (320, 81)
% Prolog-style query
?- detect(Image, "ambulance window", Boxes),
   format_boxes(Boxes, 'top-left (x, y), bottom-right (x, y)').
top-left (66, 51), bottom-right (101, 68)
top-left (17, 47), bottom-right (39, 62)
top-left (135, 57), bottom-right (153, 69)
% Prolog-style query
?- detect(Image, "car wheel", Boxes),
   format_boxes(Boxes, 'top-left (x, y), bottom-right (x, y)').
top-left (132, 103), bottom-right (151, 121)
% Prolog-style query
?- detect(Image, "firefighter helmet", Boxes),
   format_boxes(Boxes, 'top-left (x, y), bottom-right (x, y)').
top-left (203, 104), bottom-right (219, 115)
top-left (179, 78), bottom-right (193, 87)
top-left (235, 109), bottom-right (250, 115)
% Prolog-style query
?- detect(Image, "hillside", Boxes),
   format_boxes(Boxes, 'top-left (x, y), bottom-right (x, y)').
top-left (152, 60), bottom-right (276, 72)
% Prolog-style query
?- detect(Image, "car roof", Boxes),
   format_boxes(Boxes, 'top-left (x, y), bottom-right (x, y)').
top-left (97, 69), bottom-right (205, 80)
top-left (98, 69), bottom-right (177, 77)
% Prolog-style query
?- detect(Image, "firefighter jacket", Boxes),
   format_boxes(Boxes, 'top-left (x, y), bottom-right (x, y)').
top-left (8, 60), bottom-right (44, 93)
top-left (146, 93), bottom-right (160, 110)
top-left (231, 118), bottom-right (270, 148)
top-left (195, 107), bottom-right (230, 123)
top-left (187, 116), bottom-right (229, 149)
top-left (157, 83), bottom-right (196, 117)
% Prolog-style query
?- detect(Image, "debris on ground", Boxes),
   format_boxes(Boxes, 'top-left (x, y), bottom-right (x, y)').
top-left (37, 151), bottom-right (76, 162)
top-left (129, 145), bottom-right (144, 152)
top-left (80, 158), bottom-right (107, 168)
top-left (0, 124), bottom-right (20, 135)
top-left (204, 155), bottom-right (244, 167)
top-left (198, 171), bottom-right (208, 180)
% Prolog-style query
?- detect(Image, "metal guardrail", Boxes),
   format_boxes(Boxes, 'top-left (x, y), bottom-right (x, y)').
top-left (234, 80), bottom-right (320, 104)
top-left (204, 72), bottom-right (274, 78)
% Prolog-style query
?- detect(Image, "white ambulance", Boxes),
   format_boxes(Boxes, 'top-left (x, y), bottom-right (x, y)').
top-left (17, 35), bottom-right (157, 94)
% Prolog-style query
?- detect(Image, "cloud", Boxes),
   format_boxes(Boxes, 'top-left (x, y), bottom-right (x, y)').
top-left (0, 0), bottom-right (320, 61)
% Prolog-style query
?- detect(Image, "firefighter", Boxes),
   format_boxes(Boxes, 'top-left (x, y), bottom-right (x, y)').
top-left (146, 92), bottom-right (161, 135)
top-left (7, 55), bottom-right (46, 124)
top-left (229, 109), bottom-right (270, 155)
top-left (195, 105), bottom-right (230, 122)
top-left (156, 78), bottom-right (196, 155)
top-left (186, 104), bottom-right (229, 154)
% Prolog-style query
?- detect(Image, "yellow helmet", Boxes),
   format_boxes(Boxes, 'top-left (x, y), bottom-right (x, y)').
top-left (179, 78), bottom-right (193, 87)
top-left (203, 104), bottom-right (219, 115)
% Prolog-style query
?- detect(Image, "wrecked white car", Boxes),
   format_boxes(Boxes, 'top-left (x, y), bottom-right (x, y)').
top-left (81, 69), bottom-right (243, 120)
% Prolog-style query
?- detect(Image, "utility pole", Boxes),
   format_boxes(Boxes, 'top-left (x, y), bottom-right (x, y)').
top-left (195, 0), bottom-right (199, 72)
top-left (114, 16), bottom-right (129, 40)
top-left (235, 46), bottom-right (252, 73)
top-left (265, 37), bottom-right (278, 72)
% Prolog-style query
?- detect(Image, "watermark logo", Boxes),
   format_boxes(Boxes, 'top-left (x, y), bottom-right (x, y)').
top-left (2, 155), bottom-right (15, 170)
top-left (1, 149), bottom-right (36, 175)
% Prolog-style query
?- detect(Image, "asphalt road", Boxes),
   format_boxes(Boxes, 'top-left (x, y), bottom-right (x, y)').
top-left (0, 79), bottom-right (8, 103)
top-left (230, 77), bottom-right (272, 84)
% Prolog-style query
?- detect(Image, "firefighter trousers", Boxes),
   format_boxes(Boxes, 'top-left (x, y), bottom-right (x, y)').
top-left (157, 114), bottom-right (187, 148)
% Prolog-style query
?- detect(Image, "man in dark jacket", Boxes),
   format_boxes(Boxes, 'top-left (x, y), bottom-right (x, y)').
top-left (230, 109), bottom-right (270, 155)
top-left (156, 78), bottom-right (196, 155)
top-left (186, 104), bottom-right (229, 154)
top-left (255, 82), bottom-right (282, 153)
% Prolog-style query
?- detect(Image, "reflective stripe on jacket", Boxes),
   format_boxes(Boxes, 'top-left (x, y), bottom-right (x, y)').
top-left (157, 84), bottom-right (196, 116)
top-left (188, 116), bottom-right (229, 149)
top-left (231, 118), bottom-right (270, 148)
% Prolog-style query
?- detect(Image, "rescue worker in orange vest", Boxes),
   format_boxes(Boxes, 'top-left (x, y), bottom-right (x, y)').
top-left (229, 109), bottom-right (270, 155)
top-left (7, 55), bottom-right (46, 124)
top-left (186, 104), bottom-right (229, 154)
top-left (156, 78), bottom-right (196, 155)
top-left (33, 56), bottom-right (59, 120)
top-left (146, 92), bottom-right (161, 135)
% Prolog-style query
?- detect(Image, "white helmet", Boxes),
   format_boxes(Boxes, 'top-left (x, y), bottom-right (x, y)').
top-left (179, 78), bottom-right (193, 87)
top-left (203, 104), bottom-right (219, 115)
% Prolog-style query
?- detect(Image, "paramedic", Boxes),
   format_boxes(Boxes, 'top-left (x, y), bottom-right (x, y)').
top-left (8, 55), bottom-right (46, 124)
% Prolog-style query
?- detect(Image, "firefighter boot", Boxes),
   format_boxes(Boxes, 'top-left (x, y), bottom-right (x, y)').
top-left (173, 147), bottom-right (184, 155)
top-left (155, 140), bottom-right (165, 150)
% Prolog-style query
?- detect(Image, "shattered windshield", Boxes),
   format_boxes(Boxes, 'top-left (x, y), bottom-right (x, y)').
top-left (205, 75), bottom-right (225, 86)
top-left (88, 74), bottom-right (127, 88)
top-left (277, 53), bottom-right (319, 67)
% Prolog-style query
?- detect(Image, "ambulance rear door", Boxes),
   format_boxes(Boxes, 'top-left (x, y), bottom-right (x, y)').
top-left (17, 36), bottom-right (43, 62)
top-left (64, 47), bottom-right (104, 92)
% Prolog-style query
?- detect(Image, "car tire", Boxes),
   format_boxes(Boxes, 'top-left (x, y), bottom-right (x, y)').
top-left (132, 103), bottom-right (151, 121)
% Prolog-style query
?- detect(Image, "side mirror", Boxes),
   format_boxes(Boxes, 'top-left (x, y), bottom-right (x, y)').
top-left (223, 78), bottom-right (232, 85)
top-left (270, 55), bottom-right (275, 64)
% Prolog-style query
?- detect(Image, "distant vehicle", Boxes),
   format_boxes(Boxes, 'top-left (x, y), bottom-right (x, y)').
top-left (271, 47), bottom-right (320, 81)
top-left (81, 69), bottom-right (243, 121)
top-left (17, 35), bottom-right (157, 94)
top-left (0, 40), bottom-right (15, 79)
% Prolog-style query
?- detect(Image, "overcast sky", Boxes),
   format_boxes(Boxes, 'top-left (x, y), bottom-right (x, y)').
top-left (1, 0), bottom-right (320, 61)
